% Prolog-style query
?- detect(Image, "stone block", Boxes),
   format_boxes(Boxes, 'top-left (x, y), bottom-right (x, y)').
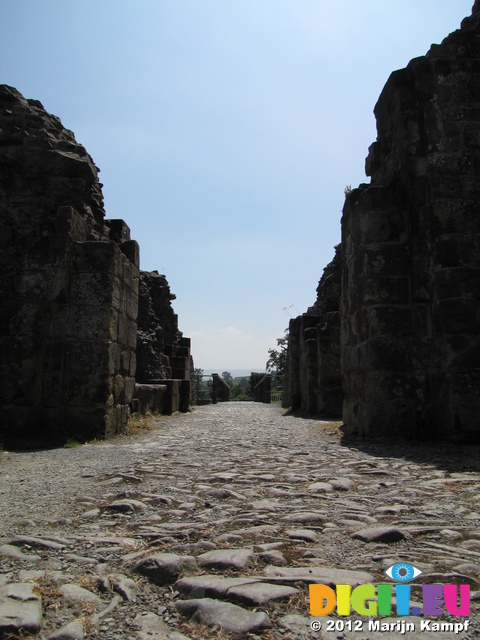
top-left (129, 351), bottom-right (137, 376)
top-left (63, 374), bottom-right (112, 407)
top-left (65, 305), bottom-right (118, 340)
top-left (113, 373), bottom-right (126, 404)
top-left (105, 218), bottom-right (131, 243)
top-left (45, 148), bottom-right (97, 180)
top-left (41, 372), bottom-right (63, 407)
top-left (70, 241), bottom-right (120, 274)
top-left (124, 289), bottom-right (139, 321)
top-left (11, 302), bottom-right (52, 338)
top-left (133, 383), bottom-right (168, 414)
top-left (124, 376), bottom-right (136, 404)
top-left (165, 380), bottom-right (181, 413)
top-left (432, 199), bottom-right (479, 234)
top-left (121, 240), bottom-right (140, 268)
top-left (363, 245), bottom-right (410, 277)
top-left (436, 233), bottom-right (476, 268)
top-left (442, 334), bottom-right (480, 371)
top-left (123, 259), bottom-right (139, 291)
top-left (13, 272), bottom-right (48, 301)
top-left (55, 205), bottom-right (88, 242)
top-left (368, 306), bottom-right (413, 337)
top-left (435, 298), bottom-right (480, 334)
top-left (363, 276), bottom-right (410, 305)
top-left (64, 340), bottom-right (116, 375)
top-left (435, 267), bottom-right (480, 300)
top-left (350, 337), bottom-right (413, 372)
top-left (68, 271), bottom-right (116, 306)
top-left (118, 317), bottom-right (137, 349)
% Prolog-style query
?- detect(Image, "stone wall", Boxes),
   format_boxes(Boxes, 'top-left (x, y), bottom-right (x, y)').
top-left (0, 85), bottom-right (139, 446)
top-left (284, 4), bottom-right (480, 442)
top-left (342, 5), bottom-right (480, 442)
top-left (283, 246), bottom-right (342, 417)
top-left (0, 85), bottom-right (191, 447)
top-left (134, 270), bottom-right (192, 413)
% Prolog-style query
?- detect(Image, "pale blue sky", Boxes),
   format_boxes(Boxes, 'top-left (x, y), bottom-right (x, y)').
top-left (0, 0), bottom-right (473, 369)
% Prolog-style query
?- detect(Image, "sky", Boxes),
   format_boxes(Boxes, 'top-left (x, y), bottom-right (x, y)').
top-left (0, 0), bottom-right (474, 371)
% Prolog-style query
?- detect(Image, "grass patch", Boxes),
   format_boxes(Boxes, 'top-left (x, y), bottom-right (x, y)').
top-left (180, 620), bottom-right (235, 640)
top-left (126, 411), bottom-right (162, 436)
top-left (64, 438), bottom-right (82, 449)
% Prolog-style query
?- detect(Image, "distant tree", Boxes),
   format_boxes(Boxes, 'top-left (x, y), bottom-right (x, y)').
top-left (231, 384), bottom-right (246, 399)
top-left (235, 376), bottom-right (248, 390)
top-left (222, 371), bottom-right (233, 386)
top-left (247, 372), bottom-right (265, 398)
top-left (266, 329), bottom-right (289, 376)
top-left (193, 368), bottom-right (206, 405)
top-left (231, 376), bottom-right (249, 400)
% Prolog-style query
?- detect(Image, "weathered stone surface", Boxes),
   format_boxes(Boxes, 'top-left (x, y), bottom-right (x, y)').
top-left (283, 8), bottom-right (480, 442)
top-left (196, 548), bottom-right (255, 571)
top-left (0, 85), bottom-right (193, 447)
top-left (133, 612), bottom-right (192, 640)
top-left (281, 511), bottom-right (327, 523)
top-left (175, 598), bottom-right (272, 634)
top-left (105, 499), bottom-right (149, 513)
top-left (174, 575), bottom-right (260, 599)
top-left (283, 245), bottom-right (342, 417)
top-left (226, 581), bottom-right (299, 605)
top-left (109, 573), bottom-right (138, 602)
top-left (309, 481), bottom-right (334, 494)
top-left (286, 528), bottom-right (318, 542)
top-left (9, 535), bottom-right (66, 550)
top-left (264, 565), bottom-right (374, 587)
top-left (0, 583), bottom-right (42, 634)
top-left (0, 543), bottom-right (41, 561)
top-left (59, 584), bottom-right (102, 607)
top-left (134, 553), bottom-right (198, 585)
top-left (0, 85), bottom-right (138, 446)
top-left (134, 271), bottom-right (193, 413)
top-left (351, 526), bottom-right (405, 543)
top-left (258, 549), bottom-right (287, 565)
top-left (48, 619), bottom-right (85, 640)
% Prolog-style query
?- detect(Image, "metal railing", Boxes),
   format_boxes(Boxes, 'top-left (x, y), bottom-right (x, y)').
top-left (254, 374), bottom-right (284, 404)
top-left (193, 373), bottom-right (230, 405)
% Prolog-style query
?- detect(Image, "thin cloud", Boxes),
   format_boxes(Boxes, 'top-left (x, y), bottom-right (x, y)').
top-left (189, 326), bottom-right (274, 370)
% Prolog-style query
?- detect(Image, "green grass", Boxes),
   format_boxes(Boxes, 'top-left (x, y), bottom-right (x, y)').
top-left (63, 438), bottom-right (81, 449)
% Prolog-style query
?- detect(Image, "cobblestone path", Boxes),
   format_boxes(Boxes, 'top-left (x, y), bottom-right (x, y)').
top-left (1, 402), bottom-right (479, 639)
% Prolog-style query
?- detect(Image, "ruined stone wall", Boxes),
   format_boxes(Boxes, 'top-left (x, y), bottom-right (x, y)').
top-left (0, 85), bottom-right (139, 446)
top-left (341, 6), bottom-right (480, 442)
top-left (283, 245), bottom-right (342, 417)
top-left (136, 271), bottom-right (181, 382)
top-left (134, 270), bottom-right (192, 413)
top-left (284, 4), bottom-right (480, 442)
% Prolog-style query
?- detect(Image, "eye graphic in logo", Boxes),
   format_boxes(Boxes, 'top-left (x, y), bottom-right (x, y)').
top-left (385, 563), bottom-right (422, 582)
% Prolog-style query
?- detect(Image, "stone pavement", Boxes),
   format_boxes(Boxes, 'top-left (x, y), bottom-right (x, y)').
top-left (0, 402), bottom-right (479, 639)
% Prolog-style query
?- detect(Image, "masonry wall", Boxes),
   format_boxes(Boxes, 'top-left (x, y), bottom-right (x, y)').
top-left (283, 246), bottom-right (342, 418)
top-left (284, 4), bottom-right (480, 442)
top-left (0, 85), bottom-right (139, 446)
top-left (134, 270), bottom-right (192, 414)
top-left (341, 6), bottom-right (480, 442)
